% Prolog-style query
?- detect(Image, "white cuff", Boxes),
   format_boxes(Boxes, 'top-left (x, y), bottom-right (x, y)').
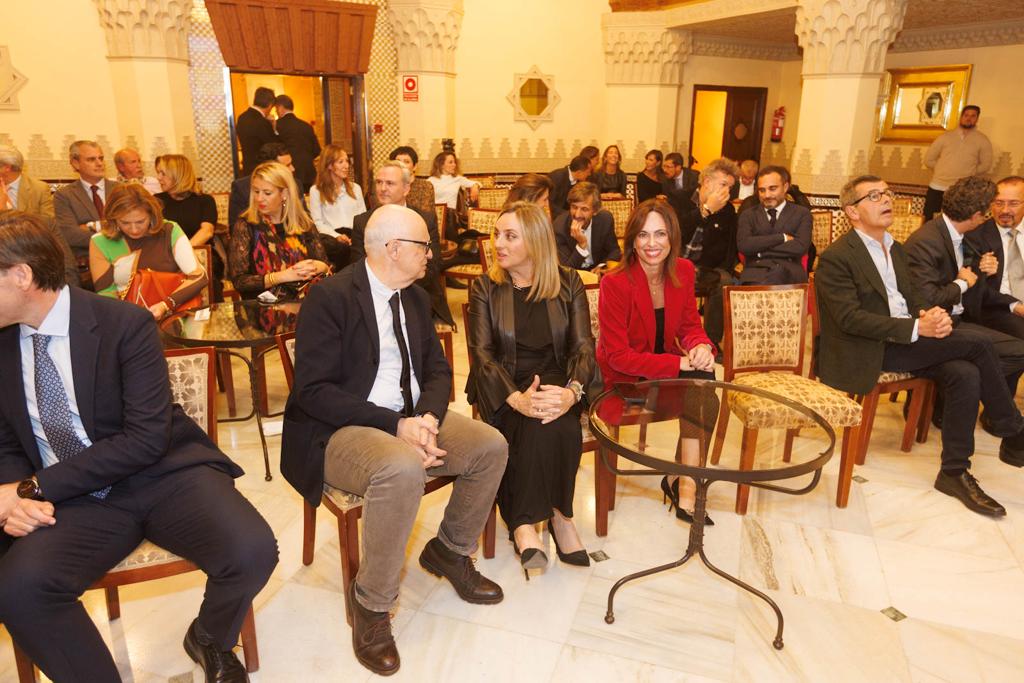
top-left (955, 279), bottom-right (968, 293)
top-left (911, 319), bottom-right (920, 343)
top-left (576, 245), bottom-right (590, 257)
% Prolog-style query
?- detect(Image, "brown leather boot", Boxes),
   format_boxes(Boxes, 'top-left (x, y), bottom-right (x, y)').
top-left (348, 582), bottom-right (400, 676)
top-left (418, 537), bottom-right (504, 604)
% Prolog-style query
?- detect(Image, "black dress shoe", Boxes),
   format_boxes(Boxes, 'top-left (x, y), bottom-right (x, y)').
top-left (934, 471), bottom-right (1006, 517)
top-left (347, 582), bottom-right (400, 676)
top-left (979, 411), bottom-right (1000, 437)
top-left (183, 619), bottom-right (249, 683)
top-left (419, 537), bottom-right (504, 604)
top-left (999, 442), bottom-right (1024, 467)
top-left (547, 520), bottom-right (590, 567)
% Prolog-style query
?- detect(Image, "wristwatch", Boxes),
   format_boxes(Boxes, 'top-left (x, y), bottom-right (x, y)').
top-left (16, 476), bottom-right (43, 501)
top-left (565, 380), bottom-right (584, 404)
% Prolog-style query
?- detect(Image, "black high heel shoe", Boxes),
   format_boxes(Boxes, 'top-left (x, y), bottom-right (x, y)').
top-left (546, 520), bottom-right (590, 567)
top-left (661, 476), bottom-right (714, 526)
top-left (512, 539), bottom-right (548, 580)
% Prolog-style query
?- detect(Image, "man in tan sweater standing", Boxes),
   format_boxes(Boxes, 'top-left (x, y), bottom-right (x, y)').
top-left (923, 105), bottom-right (992, 219)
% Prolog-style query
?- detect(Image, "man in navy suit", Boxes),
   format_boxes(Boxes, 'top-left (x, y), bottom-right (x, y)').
top-left (235, 87), bottom-right (278, 177)
top-left (0, 212), bottom-right (277, 682)
top-left (737, 166), bottom-right (812, 284)
top-left (553, 181), bottom-right (622, 272)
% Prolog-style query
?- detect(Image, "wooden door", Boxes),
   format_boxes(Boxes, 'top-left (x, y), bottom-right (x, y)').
top-left (721, 87), bottom-right (767, 163)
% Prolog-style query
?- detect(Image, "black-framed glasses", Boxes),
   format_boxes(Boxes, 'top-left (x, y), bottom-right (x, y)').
top-left (850, 189), bottom-right (895, 206)
top-left (389, 238), bottom-right (431, 253)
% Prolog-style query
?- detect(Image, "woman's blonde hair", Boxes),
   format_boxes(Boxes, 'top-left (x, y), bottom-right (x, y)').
top-left (315, 144), bottom-right (354, 204)
top-left (243, 161), bottom-right (314, 235)
top-left (489, 201), bottom-right (560, 301)
top-left (101, 183), bottom-right (166, 239)
top-left (155, 154), bottom-right (198, 196)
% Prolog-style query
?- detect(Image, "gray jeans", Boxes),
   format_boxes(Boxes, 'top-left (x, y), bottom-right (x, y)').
top-left (324, 411), bottom-right (508, 612)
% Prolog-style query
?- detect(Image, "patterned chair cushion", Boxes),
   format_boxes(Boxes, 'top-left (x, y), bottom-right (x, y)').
top-left (111, 539), bottom-right (186, 572)
top-left (728, 288), bottom-right (806, 370)
top-left (603, 199), bottom-right (633, 238)
top-left (477, 188), bottom-right (508, 210)
top-left (166, 352), bottom-right (210, 434)
top-left (877, 370), bottom-right (914, 384)
top-left (445, 263), bottom-right (483, 277)
top-left (467, 209), bottom-right (500, 235)
top-left (585, 286), bottom-right (600, 341)
top-left (728, 372), bottom-right (862, 429)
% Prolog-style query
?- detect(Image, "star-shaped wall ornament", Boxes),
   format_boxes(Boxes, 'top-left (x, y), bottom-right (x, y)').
top-left (0, 46), bottom-right (28, 111)
top-left (506, 66), bottom-right (561, 131)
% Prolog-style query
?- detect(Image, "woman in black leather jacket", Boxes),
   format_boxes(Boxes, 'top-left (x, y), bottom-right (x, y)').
top-left (466, 201), bottom-right (596, 576)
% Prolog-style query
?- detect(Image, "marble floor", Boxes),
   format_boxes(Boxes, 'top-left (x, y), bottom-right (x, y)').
top-left (3, 288), bottom-right (1024, 682)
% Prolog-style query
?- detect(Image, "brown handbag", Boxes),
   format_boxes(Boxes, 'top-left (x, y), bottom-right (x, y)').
top-left (121, 268), bottom-right (202, 313)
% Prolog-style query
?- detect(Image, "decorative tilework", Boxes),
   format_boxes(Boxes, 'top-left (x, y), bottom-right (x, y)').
top-left (187, 0), bottom-right (232, 193)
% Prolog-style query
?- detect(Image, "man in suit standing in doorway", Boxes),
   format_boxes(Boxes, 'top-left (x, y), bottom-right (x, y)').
top-left (273, 94), bottom-right (321, 194)
top-left (235, 87), bottom-right (278, 177)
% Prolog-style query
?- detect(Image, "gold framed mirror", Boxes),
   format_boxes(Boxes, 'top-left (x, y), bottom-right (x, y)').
top-left (876, 64), bottom-right (973, 143)
top-left (507, 65), bottom-right (561, 130)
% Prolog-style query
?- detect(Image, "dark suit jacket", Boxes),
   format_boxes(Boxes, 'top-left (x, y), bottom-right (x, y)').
top-left (678, 198), bottom-right (737, 272)
top-left (815, 230), bottom-right (923, 394)
top-left (547, 167), bottom-right (573, 216)
top-left (737, 202), bottom-right (812, 284)
top-left (53, 179), bottom-right (121, 260)
top-left (596, 258), bottom-right (711, 388)
top-left (280, 262), bottom-right (452, 506)
top-left (965, 218), bottom-right (1020, 315)
top-left (274, 112), bottom-right (321, 192)
top-left (0, 288), bottom-right (241, 502)
top-left (553, 210), bottom-right (622, 269)
top-left (466, 268), bottom-right (595, 423)
top-left (236, 108), bottom-right (277, 177)
top-left (904, 217), bottom-right (986, 320)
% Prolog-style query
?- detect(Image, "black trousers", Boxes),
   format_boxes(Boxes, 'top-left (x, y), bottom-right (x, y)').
top-left (923, 188), bottom-right (944, 221)
top-left (0, 465), bottom-right (278, 683)
top-left (881, 326), bottom-right (1024, 471)
top-left (981, 309), bottom-right (1024, 341)
top-left (695, 267), bottom-right (731, 346)
top-left (958, 320), bottom-right (1024, 395)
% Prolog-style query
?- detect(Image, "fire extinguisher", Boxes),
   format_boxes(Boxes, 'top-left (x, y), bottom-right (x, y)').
top-left (771, 106), bottom-right (786, 143)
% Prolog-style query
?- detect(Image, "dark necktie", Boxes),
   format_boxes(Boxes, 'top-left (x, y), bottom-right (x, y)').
top-left (388, 292), bottom-right (415, 417)
top-left (32, 334), bottom-right (109, 499)
top-left (90, 184), bottom-right (104, 219)
top-left (768, 207), bottom-right (777, 229)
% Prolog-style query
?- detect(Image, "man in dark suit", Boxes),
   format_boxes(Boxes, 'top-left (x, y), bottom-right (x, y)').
top-left (228, 142), bottom-right (294, 228)
top-left (661, 152), bottom-right (699, 208)
top-left (547, 155), bottom-right (592, 217)
top-left (677, 158), bottom-right (739, 347)
top-left (737, 165), bottom-right (812, 285)
top-left (0, 213), bottom-right (277, 682)
top-left (554, 181), bottom-right (621, 271)
top-left (52, 140), bottom-right (121, 262)
top-left (816, 175), bottom-right (1024, 517)
top-left (281, 206), bottom-right (506, 675)
top-left (966, 175), bottom-right (1024, 340)
top-left (273, 94), bottom-right (321, 193)
top-left (904, 176), bottom-right (1024, 401)
top-left (351, 162), bottom-right (453, 325)
top-left (235, 87), bottom-right (277, 177)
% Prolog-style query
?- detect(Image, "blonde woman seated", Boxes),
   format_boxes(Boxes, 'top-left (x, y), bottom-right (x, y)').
top-left (229, 161), bottom-right (329, 299)
top-left (466, 201), bottom-right (596, 576)
top-left (89, 183), bottom-right (207, 319)
top-left (309, 144), bottom-right (365, 271)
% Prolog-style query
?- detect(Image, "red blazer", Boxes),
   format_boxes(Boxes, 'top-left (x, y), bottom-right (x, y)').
top-left (596, 258), bottom-right (712, 389)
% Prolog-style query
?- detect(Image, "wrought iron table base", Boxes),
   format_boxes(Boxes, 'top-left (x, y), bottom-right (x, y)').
top-left (218, 348), bottom-right (273, 481)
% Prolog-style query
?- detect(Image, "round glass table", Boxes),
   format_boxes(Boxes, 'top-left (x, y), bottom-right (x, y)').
top-left (160, 299), bottom-right (302, 480)
top-left (588, 378), bottom-right (836, 650)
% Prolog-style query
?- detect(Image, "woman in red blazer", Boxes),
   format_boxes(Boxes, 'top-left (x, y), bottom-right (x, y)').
top-left (597, 199), bottom-right (717, 524)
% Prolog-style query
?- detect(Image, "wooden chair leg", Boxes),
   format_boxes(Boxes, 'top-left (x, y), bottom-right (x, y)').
top-left (836, 426), bottom-right (859, 508)
top-left (901, 384), bottom-right (926, 452)
top-left (104, 586), bottom-right (120, 620)
top-left (856, 390), bottom-right (880, 466)
top-left (11, 638), bottom-right (36, 683)
top-left (218, 350), bottom-right (237, 417)
top-left (917, 383), bottom-right (934, 444)
top-left (735, 427), bottom-right (758, 515)
top-left (710, 396), bottom-right (731, 465)
top-left (338, 508), bottom-right (360, 627)
top-left (302, 501), bottom-right (316, 566)
top-left (240, 605), bottom-right (260, 673)
top-left (783, 428), bottom-right (798, 462)
top-left (594, 448), bottom-right (610, 537)
top-left (605, 450), bottom-right (618, 511)
top-left (482, 502), bottom-right (496, 559)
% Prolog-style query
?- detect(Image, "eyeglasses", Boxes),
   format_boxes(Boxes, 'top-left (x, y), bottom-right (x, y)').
top-left (850, 189), bottom-right (895, 206)
top-left (389, 238), bottom-right (431, 253)
top-left (993, 200), bottom-right (1024, 210)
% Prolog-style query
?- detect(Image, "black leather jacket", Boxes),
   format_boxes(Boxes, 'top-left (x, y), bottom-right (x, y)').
top-left (466, 267), bottom-right (596, 423)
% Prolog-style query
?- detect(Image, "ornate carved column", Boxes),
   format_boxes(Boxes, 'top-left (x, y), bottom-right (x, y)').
top-left (92, 0), bottom-right (196, 167)
top-left (387, 0), bottom-right (464, 162)
top-left (602, 17), bottom-right (692, 162)
top-left (790, 0), bottom-right (908, 193)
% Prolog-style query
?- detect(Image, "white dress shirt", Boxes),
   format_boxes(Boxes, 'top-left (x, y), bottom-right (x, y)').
top-left (574, 220), bottom-right (594, 268)
top-left (942, 215), bottom-right (968, 316)
top-left (997, 217), bottom-right (1024, 308)
top-left (854, 229), bottom-right (919, 341)
top-left (428, 174), bottom-right (479, 209)
top-left (19, 286), bottom-right (92, 468)
top-left (737, 181), bottom-right (755, 200)
top-left (364, 262), bottom-right (422, 413)
top-left (309, 183), bottom-right (366, 234)
top-left (80, 178), bottom-right (107, 204)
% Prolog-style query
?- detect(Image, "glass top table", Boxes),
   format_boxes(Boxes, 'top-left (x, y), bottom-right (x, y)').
top-left (161, 300), bottom-right (303, 481)
top-left (588, 378), bottom-right (836, 650)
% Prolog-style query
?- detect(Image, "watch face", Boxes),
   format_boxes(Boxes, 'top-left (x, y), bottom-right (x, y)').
top-left (17, 479), bottom-right (38, 499)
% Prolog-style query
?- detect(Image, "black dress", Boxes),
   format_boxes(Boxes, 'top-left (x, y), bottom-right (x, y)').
top-left (593, 169), bottom-right (626, 196)
top-left (495, 287), bottom-right (584, 530)
top-left (637, 172), bottom-right (663, 204)
top-left (157, 191), bottom-right (224, 299)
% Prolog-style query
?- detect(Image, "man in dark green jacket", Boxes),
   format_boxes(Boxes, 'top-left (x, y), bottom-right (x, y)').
top-left (816, 174), bottom-right (1024, 517)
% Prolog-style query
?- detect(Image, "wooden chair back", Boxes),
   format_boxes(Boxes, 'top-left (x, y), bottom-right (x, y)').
top-left (467, 208), bottom-right (500, 235)
top-left (721, 284), bottom-right (809, 381)
top-left (889, 214), bottom-right (924, 244)
top-left (163, 346), bottom-right (217, 445)
top-left (603, 198), bottom-right (633, 239)
top-left (811, 210), bottom-right (833, 256)
top-left (478, 236), bottom-right (495, 270)
top-left (277, 331), bottom-right (297, 390)
top-left (477, 187), bottom-right (508, 210)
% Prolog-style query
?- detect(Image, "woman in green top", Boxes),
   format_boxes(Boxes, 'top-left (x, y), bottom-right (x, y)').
top-left (89, 183), bottom-right (208, 319)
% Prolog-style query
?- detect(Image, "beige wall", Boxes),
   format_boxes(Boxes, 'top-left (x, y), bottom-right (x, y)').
top-left (873, 44), bottom-right (1024, 185)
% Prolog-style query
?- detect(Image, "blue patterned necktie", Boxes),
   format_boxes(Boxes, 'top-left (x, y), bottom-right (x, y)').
top-left (32, 334), bottom-right (108, 499)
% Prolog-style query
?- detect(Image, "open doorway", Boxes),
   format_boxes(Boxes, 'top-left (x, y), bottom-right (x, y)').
top-left (688, 85), bottom-right (767, 170)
